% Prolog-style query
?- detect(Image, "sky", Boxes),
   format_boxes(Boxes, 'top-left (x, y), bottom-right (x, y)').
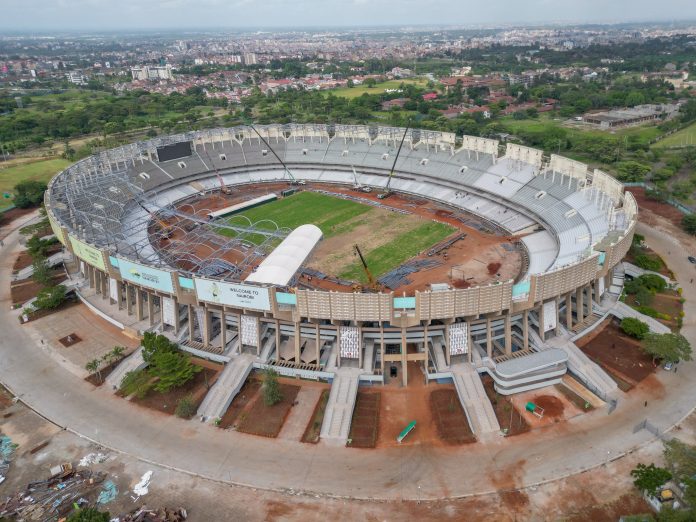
top-left (1, 0), bottom-right (696, 31)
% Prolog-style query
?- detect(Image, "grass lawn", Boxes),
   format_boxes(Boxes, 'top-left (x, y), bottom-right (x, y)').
top-left (220, 191), bottom-right (372, 241)
top-left (653, 121), bottom-right (696, 149)
top-left (0, 158), bottom-right (71, 210)
top-left (339, 220), bottom-right (454, 282)
top-left (327, 79), bottom-right (428, 99)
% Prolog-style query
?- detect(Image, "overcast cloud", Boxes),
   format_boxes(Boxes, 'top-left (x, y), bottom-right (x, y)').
top-left (2, 0), bottom-right (696, 31)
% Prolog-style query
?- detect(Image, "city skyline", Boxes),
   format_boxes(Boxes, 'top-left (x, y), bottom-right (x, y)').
top-left (2, 0), bottom-right (696, 31)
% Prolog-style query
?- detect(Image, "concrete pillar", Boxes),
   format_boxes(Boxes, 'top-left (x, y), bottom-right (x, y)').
top-left (486, 318), bottom-right (492, 358)
top-left (102, 273), bottom-right (109, 300)
top-left (538, 302), bottom-right (546, 342)
top-left (88, 265), bottom-right (96, 289)
top-left (188, 305), bottom-right (195, 343)
top-left (358, 324), bottom-right (363, 370)
top-left (555, 296), bottom-right (561, 336)
top-left (585, 285), bottom-right (592, 317)
top-left (423, 322), bottom-right (429, 381)
top-left (126, 285), bottom-right (134, 316)
top-left (220, 310), bottom-right (227, 352)
top-left (522, 310), bottom-right (529, 350)
top-left (116, 282), bottom-right (124, 310)
top-left (172, 299), bottom-right (180, 335)
top-left (504, 315), bottom-right (512, 356)
top-left (565, 293), bottom-right (573, 329)
top-left (467, 321), bottom-right (473, 363)
top-left (237, 313), bottom-right (243, 354)
top-left (147, 292), bottom-right (155, 327)
top-left (257, 319), bottom-right (262, 357)
top-left (135, 288), bottom-right (143, 322)
top-left (401, 327), bottom-right (408, 387)
top-left (315, 323), bottom-right (321, 369)
top-left (576, 287), bottom-right (584, 323)
top-left (336, 325), bottom-right (341, 368)
top-left (444, 323), bottom-right (451, 367)
top-left (380, 325), bottom-right (385, 378)
top-left (275, 319), bottom-right (281, 363)
top-left (202, 307), bottom-right (211, 347)
top-left (294, 322), bottom-right (301, 364)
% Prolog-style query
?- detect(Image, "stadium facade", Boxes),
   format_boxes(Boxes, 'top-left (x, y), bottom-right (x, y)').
top-left (45, 124), bottom-right (635, 440)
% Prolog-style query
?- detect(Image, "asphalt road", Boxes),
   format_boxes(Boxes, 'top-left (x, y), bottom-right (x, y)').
top-left (0, 214), bottom-right (694, 500)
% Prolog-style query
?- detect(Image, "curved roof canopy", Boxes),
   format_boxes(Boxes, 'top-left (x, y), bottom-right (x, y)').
top-left (245, 224), bottom-right (323, 286)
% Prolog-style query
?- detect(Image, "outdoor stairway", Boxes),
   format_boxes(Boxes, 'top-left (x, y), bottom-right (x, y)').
top-left (450, 363), bottom-right (500, 436)
top-left (180, 339), bottom-right (224, 355)
top-left (258, 336), bottom-right (275, 363)
top-left (12, 250), bottom-right (71, 281)
top-left (362, 339), bottom-right (374, 372)
top-left (431, 337), bottom-right (448, 371)
top-left (493, 348), bottom-right (536, 364)
top-left (196, 353), bottom-right (255, 422)
top-left (320, 368), bottom-right (361, 445)
top-left (570, 312), bottom-right (604, 335)
top-left (105, 347), bottom-right (145, 390)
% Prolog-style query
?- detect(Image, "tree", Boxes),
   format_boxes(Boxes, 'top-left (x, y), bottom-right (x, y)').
top-left (26, 235), bottom-right (55, 260)
top-left (642, 333), bottom-right (692, 364)
top-left (615, 161), bottom-right (652, 182)
top-left (149, 351), bottom-right (201, 393)
top-left (364, 78), bottom-right (377, 88)
top-left (13, 180), bottom-right (47, 208)
top-left (141, 331), bottom-right (177, 364)
top-left (32, 258), bottom-right (53, 287)
top-left (621, 317), bottom-right (650, 340)
top-left (67, 507), bottom-right (110, 522)
top-left (34, 284), bottom-right (67, 310)
top-left (631, 463), bottom-right (672, 496)
top-left (85, 358), bottom-right (102, 383)
top-left (682, 214), bottom-right (696, 235)
top-left (262, 368), bottom-right (283, 406)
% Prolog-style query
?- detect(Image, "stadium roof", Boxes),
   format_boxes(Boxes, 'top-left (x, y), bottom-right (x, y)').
top-left (245, 224), bottom-right (323, 286)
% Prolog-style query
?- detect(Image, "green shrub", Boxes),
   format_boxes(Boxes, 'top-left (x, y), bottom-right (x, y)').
top-left (14, 180), bottom-right (47, 208)
top-left (34, 284), bottom-right (67, 310)
top-left (683, 214), bottom-right (696, 235)
top-left (635, 274), bottom-right (667, 293)
top-left (634, 254), bottom-right (662, 272)
top-left (634, 286), bottom-right (654, 307)
top-left (119, 369), bottom-right (153, 399)
top-left (149, 351), bottom-right (201, 393)
top-left (175, 395), bottom-right (197, 418)
top-left (621, 317), bottom-right (650, 340)
top-left (262, 368), bottom-right (283, 406)
top-left (635, 306), bottom-right (659, 318)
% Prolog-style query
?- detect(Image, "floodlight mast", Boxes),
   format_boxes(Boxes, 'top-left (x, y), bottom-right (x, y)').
top-left (250, 125), bottom-right (305, 185)
top-left (378, 123), bottom-right (410, 200)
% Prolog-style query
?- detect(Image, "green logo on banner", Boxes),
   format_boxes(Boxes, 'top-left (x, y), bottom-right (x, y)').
top-left (2, 193), bottom-right (11, 199)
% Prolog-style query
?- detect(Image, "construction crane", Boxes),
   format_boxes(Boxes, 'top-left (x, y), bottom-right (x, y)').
top-left (353, 244), bottom-right (378, 290)
top-left (202, 147), bottom-right (232, 197)
top-left (250, 125), bottom-right (306, 186)
top-left (377, 124), bottom-right (410, 200)
top-left (351, 165), bottom-right (372, 193)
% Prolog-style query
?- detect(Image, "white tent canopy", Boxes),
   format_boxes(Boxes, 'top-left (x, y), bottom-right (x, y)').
top-left (245, 224), bottom-right (323, 286)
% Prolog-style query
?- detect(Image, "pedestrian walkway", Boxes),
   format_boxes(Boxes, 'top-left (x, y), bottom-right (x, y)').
top-left (196, 353), bottom-right (255, 422)
top-left (278, 386), bottom-right (323, 441)
top-left (450, 363), bottom-right (500, 436)
top-left (320, 368), bottom-right (360, 445)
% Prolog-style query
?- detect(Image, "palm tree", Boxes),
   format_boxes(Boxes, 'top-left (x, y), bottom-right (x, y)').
top-left (85, 359), bottom-right (102, 383)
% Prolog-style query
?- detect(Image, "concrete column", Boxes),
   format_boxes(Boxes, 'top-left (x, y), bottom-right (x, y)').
top-left (444, 323), bottom-right (451, 367)
top-left (126, 285), bottom-right (134, 316)
top-left (423, 322), bottom-right (429, 381)
top-left (202, 307), bottom-right (211, 347)
top-left (294, 322), bottom-right (302, 364)
top-left (188, 305), bottom-right (195, 343)
top-left (237, 313), bottom-right (242, 354)
top-left (585, 285), bottom-right (592, 317)
top-left (88, 265), bottom-right (95, 289)
top-left (135, 288), bottom-right (143, 322)
top-left (565, 293), bottom-right (573, 329)
top-left (275, 319), bottom-right (281, 363)
top-left (172, 299), bottom-right (180, 335)
top-left (220, 310), bottom-right (227, 352)
top-left (101, 273), bottom-right (109, 300)
top-left (256, 319), bottom-right (262, 357)
top-left (522, 310), bottom-right (529, 350)
top-left (358, 324), bottom-right (363, 370)
top-left (380, 325), bottom-right (385, 378)
top-left (576, 287), bottom-right (584, 323)
top-left (336, 325), bottom-right (342, 368)
top-left (504, 315), bottom-right (512, 356)
top-left (315, 323), bottom-right (321, 369)
top-left (467, 321), bottom-right (473, 363)
top-left (486, 318), bottom-right (492, 358)
top-left (116, 282), bottom-right (124, 310)
top-left (147, 292), bottom-right (155, 327)
top-left (555, 296), bottom-right (561, 336)
top-left (401, 328), bottom-right (408, 387)
top-left (538, 302), bottom-right (546, 342)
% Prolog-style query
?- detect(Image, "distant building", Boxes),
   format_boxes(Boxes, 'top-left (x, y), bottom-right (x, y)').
top-left (66, 71), bottom-right (88, 85)
top-left (243, 53), bottom-right (258, 66)
top-left (583, 104), bottom-right (680, 129)
top-left (130, 65), bottom-right (174, 81)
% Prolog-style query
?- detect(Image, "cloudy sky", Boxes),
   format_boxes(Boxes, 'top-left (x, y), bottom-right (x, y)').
top-left (2, 0), bottom-right (696, 31)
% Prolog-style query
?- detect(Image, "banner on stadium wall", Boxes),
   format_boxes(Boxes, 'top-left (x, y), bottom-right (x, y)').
top-left (241, 315), bottom-right (259, 347)
top-left (47, 211), bottom-right (67, 246)
top-left (193, 278), bottom-right (271, 312)
top-left (117, 257), bottom-right (175, 294)
top-left (543, 300), bottom-right (557, 333)
top-left (69, 235), bottom-right (107, 272)
top-left (162, 297), bottom-right (176, 326)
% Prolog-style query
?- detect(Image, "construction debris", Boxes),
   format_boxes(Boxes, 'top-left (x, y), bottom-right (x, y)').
top-left (133, 470), bottom-right (153, 497)
top-left (378, 259), bottom-right (443, 289)
top-left (0, 468), bottom-right (106, 521)
top-left (115, 506), bottom-right (188, 522)
top-left (0, 434), bottom-right (17, 484)
top-left (426, 232), bottom-right (467, 256)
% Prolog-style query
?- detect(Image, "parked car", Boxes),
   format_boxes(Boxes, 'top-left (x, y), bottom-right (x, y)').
top-left (688, 256), bottom-right (696, 264)
top-left (664, 361), bottom-right (675, 371)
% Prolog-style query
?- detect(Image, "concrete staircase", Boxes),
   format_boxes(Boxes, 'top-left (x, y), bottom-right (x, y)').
top-left (105, 347), bottom-right (145, 390)
top-left (197, 353), bottom-right (256, 422)
top-left (12, 250), bottom-right (71, 281)
top-left (362, 339), bottom-right (374, 372)
top-left (431, 336), bottom-right (448, 371)
top-left (451, 363), bottom-right (500, 436)
top-left (320, 369), bottom-right (361, 445)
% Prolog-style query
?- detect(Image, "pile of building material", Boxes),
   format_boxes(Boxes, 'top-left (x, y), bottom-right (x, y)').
top-left (378, 259), bottom-right (443, 289)
top-left (0, 468), bottom-right (106, 521)
top-left (116, 506), bottom-right (188, 522)
top-left (427, 232), bottom-right (467, 256)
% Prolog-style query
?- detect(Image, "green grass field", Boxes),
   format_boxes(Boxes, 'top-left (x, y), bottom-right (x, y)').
top-left (339, 221), bottom-right (454, 282)
top-left (0, 158), bottom-right (71, 210)
top-left (327, 79), bottom-right (429, 99)
top-left (653, 122), bottom-right (696, 149)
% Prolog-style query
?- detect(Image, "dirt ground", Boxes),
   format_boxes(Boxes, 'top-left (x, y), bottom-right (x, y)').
top-left (218, 378), bottom-right (262, 429)
top-left (159, 183), bottom-right (523, 293)
top-left (130, 360), bottom-right (222, 417)
top-left (481, 375), bottom-right (530, 436)
top-left (576, 318), bottom-right (655, 390)
top-left (302, 389), bottom-right (329, 443)
top-left (630, 187), bottom-right (685, 228)
top-left (508, 385), bottom-right (586, 430)
top-left (347, 391), bottom-right (380, 448)
top-left (10, 270), bottom-right (66, 305)
top-left (429, 388), bottom-right (476, 445)
top-left (237, 383), bottom-right (300, 438)
top-left (0, 382), bottom-right (665, 521)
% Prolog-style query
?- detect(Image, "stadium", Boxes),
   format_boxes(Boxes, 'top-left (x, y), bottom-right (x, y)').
top-left (44, 124), bottom-right (636, 443)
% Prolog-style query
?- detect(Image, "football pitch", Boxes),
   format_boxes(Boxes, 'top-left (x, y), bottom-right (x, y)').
top-left (214, 191), bottom-right (454, 281)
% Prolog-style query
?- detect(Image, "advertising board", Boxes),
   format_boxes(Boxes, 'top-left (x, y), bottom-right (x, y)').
top-left (194, 278), bottom-right (271, 311)
top-left (117, 257), bottom-right (174, 293)
top-left (69, 236), bottom-right (106, 271)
